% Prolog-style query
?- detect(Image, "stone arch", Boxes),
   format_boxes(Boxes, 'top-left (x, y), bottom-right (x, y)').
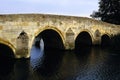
top-left (101, 34), bottom-right (111, 47)
top-left (75, 29), bottom-right (94, 43)
top-left (32, 26), bottom-right (65, 50)
top-left (75, 31), bottom-right (93, 49)
top-left (0, 38), bottom-right (15, 58)
top-left (16, 31), bottom-right (29, 57)
top-left (35, 26), bottom-right (65, 44)
top-left (102, 33), bottom-right (111, 38)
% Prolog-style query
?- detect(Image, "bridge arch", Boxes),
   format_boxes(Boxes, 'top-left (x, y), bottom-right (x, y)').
top-left (75, 30), bottom-right (93, 49)
top-left (75, 29), bottom-right (94, 43)
top-left (0, 38), bottom-right (15, 58)
top-left (32, 26), bottom-right (65, 50)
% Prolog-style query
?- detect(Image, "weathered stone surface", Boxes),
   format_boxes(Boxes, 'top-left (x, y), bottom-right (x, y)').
top-left (0, 26), bottom-right (3, 30)
top-left (0, 14), bottom-right (120, 58)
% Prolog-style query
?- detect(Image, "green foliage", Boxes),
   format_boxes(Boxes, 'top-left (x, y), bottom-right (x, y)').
top-left (91, 0), bottom-right (120, 25)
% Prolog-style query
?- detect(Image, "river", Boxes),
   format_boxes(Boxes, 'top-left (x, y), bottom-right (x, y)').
top-left (0, 46), bottom-right (120, 80)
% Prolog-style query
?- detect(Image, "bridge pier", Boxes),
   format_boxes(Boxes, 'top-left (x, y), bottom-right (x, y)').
top-left (93, 37), bottom-right (101, 46)
top-left (65, 28), bottom-right (75, 50)
top-left (15, 31), bottom-right (30, 59)
top-left (65, 42), bottom-right (75, 50)
top-left (15, 48), bottom-right (30, 59)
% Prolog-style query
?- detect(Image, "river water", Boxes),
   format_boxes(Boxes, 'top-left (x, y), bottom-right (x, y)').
top-left (0, 46), bottom-right (120, 80)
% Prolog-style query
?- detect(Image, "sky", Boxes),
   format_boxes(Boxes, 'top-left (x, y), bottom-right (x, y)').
top-left (0, 0), bottom-right (99, 17)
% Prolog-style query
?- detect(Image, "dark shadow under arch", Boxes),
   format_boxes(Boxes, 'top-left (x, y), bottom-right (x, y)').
top-left (101, 34), bottom-right (111, 47)
top-left (34, 29), bottom-right (65, 50)
top-left (75, 31), bottom-right (92, 49)
top-left (110, 34), bottom-right (120, 50)
top-left (0, 43), bottom-right (14, 58)
top-left (36, 50), bottom-right (64, 77)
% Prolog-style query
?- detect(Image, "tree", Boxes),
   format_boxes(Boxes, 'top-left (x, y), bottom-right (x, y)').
top-left (91, 0), bottom-right (120, 25)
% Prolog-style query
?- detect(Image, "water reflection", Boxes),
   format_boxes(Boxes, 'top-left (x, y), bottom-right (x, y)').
top-left (0, 58), bottom-right (14, 80)
top-left (34, 50), bottom-right (64, 80)
top-left (30, 46), bottom-right (44, 70)
top-left (74, 48), bottom-right (107, 80)
top-left (74, 48), bottom-right (120, 80)
top-left (14, 60), bottom-right (31, 80)
top-left (0, 46), bottom-right (120, 80)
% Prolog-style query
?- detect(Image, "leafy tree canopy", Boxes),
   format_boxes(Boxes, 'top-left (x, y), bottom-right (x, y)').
top-left (91, 0), bottom-right (120, 25)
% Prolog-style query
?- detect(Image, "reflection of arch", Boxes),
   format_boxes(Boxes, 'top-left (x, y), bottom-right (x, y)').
top-left (0, 38), bottom-right (15, 57)
top-left (75, 31), bottom-right (92, 49)
top-left (101, 34), bottom-right (111, 47)
top-left (34, 28), bottom-right (65, 50)
top-left (37, 50), bottom-right (64, 76)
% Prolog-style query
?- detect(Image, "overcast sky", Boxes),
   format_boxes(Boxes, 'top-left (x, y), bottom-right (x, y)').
top-left (0, 0), bottom-right (99, 17)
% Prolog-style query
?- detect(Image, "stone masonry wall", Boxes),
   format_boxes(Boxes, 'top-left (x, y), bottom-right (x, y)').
top-left (0, 14), bottom-right (120, 58)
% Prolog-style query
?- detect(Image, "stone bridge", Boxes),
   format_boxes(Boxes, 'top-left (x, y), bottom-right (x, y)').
top-left (0, 14), bottom-right (120, 58)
